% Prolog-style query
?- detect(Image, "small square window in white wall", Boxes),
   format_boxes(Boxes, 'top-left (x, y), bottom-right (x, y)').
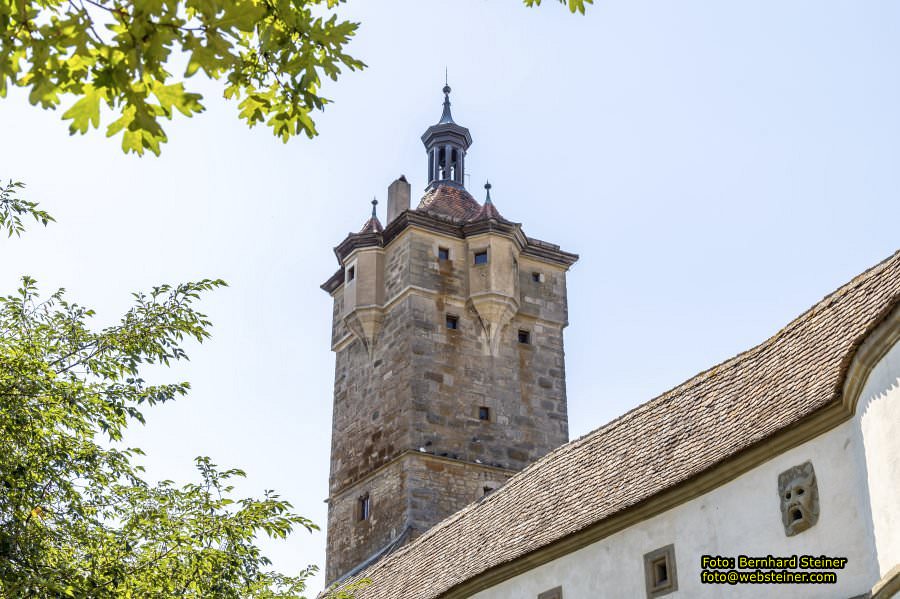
top-left (438, 247), bottom-right (450, 261)
top-left (644, 544), bottom-right (677, 597)
top-left (537, 587), bottom-right (562, 599)
top-left (474, 250), bottom-right (488, 265)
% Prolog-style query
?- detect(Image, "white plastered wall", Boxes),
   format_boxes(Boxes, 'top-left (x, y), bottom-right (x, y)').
top-left (857, 338), bottom-right (900, 579)
top-left (471, 339), bottom-right (900, 599)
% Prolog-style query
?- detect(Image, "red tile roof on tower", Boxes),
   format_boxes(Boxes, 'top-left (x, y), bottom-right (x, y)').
top-left (332, 249), bottom-right (900, 599)
top-left (417, 184), bottom-right (482, 222)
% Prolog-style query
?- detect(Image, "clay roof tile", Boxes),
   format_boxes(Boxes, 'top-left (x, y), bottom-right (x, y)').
top-left (417, 184), bottom-right (482, 222)
top-left (335, 249), bottom-right (900, 599)
top-left (358, 216), bottom-right (383, 234)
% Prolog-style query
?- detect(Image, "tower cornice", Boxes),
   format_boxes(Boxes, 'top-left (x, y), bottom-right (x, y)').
top-left (322, 211), bottom-right (578, 294)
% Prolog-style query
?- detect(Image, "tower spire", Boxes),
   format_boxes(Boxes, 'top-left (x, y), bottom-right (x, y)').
top-left (359, 197), bottom-right (383, 234)
top-left (439, 81), bottom-right (454, 124)
top-left (422, 81), bottom-right (472, 189)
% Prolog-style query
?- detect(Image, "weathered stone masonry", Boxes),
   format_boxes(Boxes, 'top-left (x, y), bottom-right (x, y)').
top-left (321, 87), bottom-right (578, 584)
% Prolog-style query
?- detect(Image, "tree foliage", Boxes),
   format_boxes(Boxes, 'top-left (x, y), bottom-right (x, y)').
top-left (0, 186), bottom-right (359, 597)
top-left (0, 0), bottom-right (365, 155)
top-left (1, 0), bottom-right (589, 155)
top-left (525, 0), bottom-right (592, 14)
top-left (0, 180), bottom-right (54, 237)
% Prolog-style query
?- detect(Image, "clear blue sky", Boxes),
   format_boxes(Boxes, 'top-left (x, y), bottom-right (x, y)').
top-left (2, 0), bottom-right (898, 591)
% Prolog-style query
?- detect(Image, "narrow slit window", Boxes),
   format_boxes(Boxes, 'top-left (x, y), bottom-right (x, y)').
top-left (518, 330), bottom-right (531, 344)
top-left (474, 251), bottom-right (488, 265)
top-left (346, 266), bottom-right (355, 282)
top-left (438, 247), bottom-right (450, 261)
top-left (446, 314), bottom-right (459, 330)
top-left (478, 406), bottom-right (490, 421)
top-left (358, 493), bottom-right (371, 521)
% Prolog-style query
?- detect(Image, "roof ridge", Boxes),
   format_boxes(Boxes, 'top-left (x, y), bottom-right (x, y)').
top-left (466, 249), bottom-right (900, 486)
top-left (337, 248), bottom-right (900, 597)
top-left (559, 248), bottom-right (900, 450)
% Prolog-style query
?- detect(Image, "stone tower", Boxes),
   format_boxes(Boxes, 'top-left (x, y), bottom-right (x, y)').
top-left (321, 85), bottom-right (578, 584)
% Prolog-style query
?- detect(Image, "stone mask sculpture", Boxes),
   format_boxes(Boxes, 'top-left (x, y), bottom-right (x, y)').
top-left (778, 461), bottom-right (819, 536)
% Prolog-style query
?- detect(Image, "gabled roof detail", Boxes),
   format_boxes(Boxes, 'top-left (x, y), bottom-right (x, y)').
top-left (335, 250), bottom-right (900, 599)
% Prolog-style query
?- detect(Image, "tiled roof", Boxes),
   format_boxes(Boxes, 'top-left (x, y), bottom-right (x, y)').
top-left (470, 199), bottom-right (506, 223)
top-left (359, 216), bottom-right (383, 234)
top-left (417, 184), bottom-right (483, 222)
top-left (339, 250), bottom-right (900, 599)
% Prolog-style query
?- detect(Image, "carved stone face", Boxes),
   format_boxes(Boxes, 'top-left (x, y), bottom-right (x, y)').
top-left (778, 461), bottom-right (819, 536)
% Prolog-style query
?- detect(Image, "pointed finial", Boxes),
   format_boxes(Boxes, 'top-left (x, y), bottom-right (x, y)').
top-left (443, 68), bottom-right (451, 96)
top-left (371, 197), bottom-right (378, 218)
top-left (439, 75), bottom-right (454, 124)
top-left (484, 181), bottom-right (492, 204)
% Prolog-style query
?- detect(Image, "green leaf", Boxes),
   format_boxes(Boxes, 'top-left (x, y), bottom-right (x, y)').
top-left (208, 0), bottom-right (266, 32)
top-left (62, 85), bottom-right (104, 134)
top-left (152, 81), bottom-right (204, 117)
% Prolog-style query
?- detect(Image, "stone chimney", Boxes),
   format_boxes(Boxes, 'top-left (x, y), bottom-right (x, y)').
top-left (387, 175), bottom-right (411, 224)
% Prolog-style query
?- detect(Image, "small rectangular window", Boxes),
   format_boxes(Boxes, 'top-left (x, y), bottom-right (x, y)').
top-left (446, 314), bottom-right (459, 330)
top-left (538, 587), bottom-right (562, 599)
top-left (518, 330), bottom-right (531, 344)
top-left (532, 272), bottom-right (542, 283)
top-left (438, 247), bottom-right (450, 261)
top-left (478, 406), bottom-right (490, 421)
top-left (653, 559), bottom-right (668, 585)
top-left (474, 251), bottom-right (488, 265)
top-left (358, 493), bottom-right (371, 521)
top-left (643, 544), bottom-right (677, 597)
top-left (346, 266), bottom-right (355, 282)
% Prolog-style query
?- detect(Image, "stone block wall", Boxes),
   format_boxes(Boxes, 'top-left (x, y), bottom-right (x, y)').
top-left (326, 452), bottom-right (515, 583)
top-left (407, 290), bottom-right (568, 472)
top-left (325, 226), bottom-right (573, 584)
top-left (329, 296), bottom-right (413, 494)
top-left (404, 454), bottom-right (514, 537)
top-left (325, 458), bottom-right (408, 583)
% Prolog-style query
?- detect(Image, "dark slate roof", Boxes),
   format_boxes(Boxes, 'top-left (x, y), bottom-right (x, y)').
top-left (417, 184), bottom-right (482, 222)
top-left (337, 250), bottom-right (900, 599)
